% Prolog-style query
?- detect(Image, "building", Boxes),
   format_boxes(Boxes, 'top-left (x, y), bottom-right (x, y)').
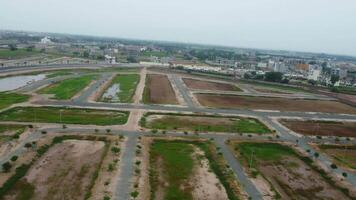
top-left (104, 55), bottom-right (116, 64)
top-left (40, 36), bottom-right (52, 44)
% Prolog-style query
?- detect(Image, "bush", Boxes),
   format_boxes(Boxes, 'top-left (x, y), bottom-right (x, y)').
top-left (2, 162), bottom-right (12, 172)
top-left (342, 172), bottom-right (348, 177)
top-left (314, 152), bottom-right (319, 158)
top-left (10, 156), bottom-right (18, 162)
top-left (107, 164), bottom-right (114, 172)
top-left (28, 125), bottom-right (33, 128)
top-left (111, 147), bottom-right (120, 154)
top-left (103, 195), bottom-right (110, 200)
top-left (151, 129), bottom-right (158, 134)
top-left (330, 163), bottom-right (338, 169)
top-left (62, 124), bottom-right (67, 129)
top-left (24, 143), bottom-right (32, 148)
top-left (41, 131), bottom-right (47, 134)
top-left (130, 191), bottom-right (139, 199)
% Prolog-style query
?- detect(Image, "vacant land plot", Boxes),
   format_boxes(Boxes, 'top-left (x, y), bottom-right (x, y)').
top-left (231, 142), bottom-right (352, 200)
top-left (0, 49), bottom-right (40, 60)
top-left (196, 94), bottom-right (356, 114)
top-left (0, 135), bottom-right (110, 200)
top-left (0, 107), bottom-right (129, 125)
top-left (100, 74), bottom-right (139, 103)
top-left (182, 78), bottom-right (242, 91)
top-left (0, 124), bottom-right (26, 144)
top-left (142, 113), bottom-right (270, 134)
top-left (239, 80), bottom-right (307, 93)
top-left (149, 139), bottom-right (243, 200)
top-left (0, 92), bottom-right (29, 110)
top-left (143, 74), bottom-right (178, 104)
top-left (280, 120), bottom-right (356, 137)
top-left (39, 74), bottom-right (96, 99)
top-left (317, 145), bottom-right (356, 171)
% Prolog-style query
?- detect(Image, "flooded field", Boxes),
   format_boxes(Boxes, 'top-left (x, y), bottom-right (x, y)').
top-left (0, 74), bottom-right (46, 92)
top-left (102, 83), bottom-right (120, 101)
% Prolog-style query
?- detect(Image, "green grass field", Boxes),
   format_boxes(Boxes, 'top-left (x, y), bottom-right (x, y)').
top-left (101, 74), bottom-right (139, 103)
top-left (39, 75), bottom-right (96, 99)
top-left (142, 113), bottom-right (271, 134)
top-left (0, 124), bottom-right (26, 134)
top-left (150, 140), bottom-right (195, 200)
top-left (0, 92), bottom-right (30, 110)
top-left (0, 107), bottom-right (129, 125)
top-left (0, 49), bottom-right (40, 59)
top-left (236, 142), bottom-right (296, 162)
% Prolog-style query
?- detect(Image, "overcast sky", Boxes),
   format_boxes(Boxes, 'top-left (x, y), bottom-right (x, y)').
top-left (1, 0), bottom-right (356, 56)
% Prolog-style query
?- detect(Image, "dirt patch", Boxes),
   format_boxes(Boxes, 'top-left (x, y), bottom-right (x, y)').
top-left (183, 78), bottom-right (239, 91)
top-left (280, 120), bottom-right (356, 137)
top-left (252, 87), bottom-right (290, 94)
top-left (190, 147), bottom-right (228, 200)
top-left (21, 140), bottom-right (105, 200)
top-left (259, 156), bottom-right (348, 200)
top-left (196, 94), bottom-right (356, 114)
top-left (144, 74), bottom-right (178, 104)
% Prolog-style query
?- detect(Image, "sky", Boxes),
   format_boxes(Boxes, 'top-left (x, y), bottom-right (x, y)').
top-left (1, 0), bottom-right (356, 56)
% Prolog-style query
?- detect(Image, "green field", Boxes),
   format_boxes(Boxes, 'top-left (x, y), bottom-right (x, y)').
top-left (150, 140), bottom-right (242, 200)
top-left (150, 140), bottom-right (194, 200)
top-left (0, 107), bottom-right (129, 125)
top-left (236, 142), bottom-right (296, 162)
top-left (0, 49), bottom-right (40, 59)
top-left (0, 92), bottom-right (29, 110)
top-left (101, 74), bottom-right (139, 103)
top-left (319, 145), bottom-right (356, 170)
top-left (39, 75), bottom-right (96, 99)
top-left (142, 113), bottom-right (271, 134)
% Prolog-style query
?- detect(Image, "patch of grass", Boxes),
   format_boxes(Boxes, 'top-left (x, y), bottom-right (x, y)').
top-left (39, 74), bottom-right (96, 99)
top-left (143, 113), bottom-right (270, 134)
top-left (142, 75), bottom-right (151, 104)
top-left (236, 142), bottom-right (295, 162)
top-left (101, 74), bottom-right (139, 103)
top-left (46, 71), bottom-right (74, 78)
top-left (0, 124), bottom-right (26, 134)
top-left (0, 107), bottom-right (129, 125)
top-left (150, 140), bottom-right (194, 200)
top-left (0, 92), bottom-right (29, 110)
top-left (0, 49), bottom-right (40, 59)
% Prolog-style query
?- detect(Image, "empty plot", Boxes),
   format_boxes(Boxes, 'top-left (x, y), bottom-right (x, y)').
top-left (0, 107), bottom-right (129, 125)
top-left (0, 135), bottom-right (112, 200)
top-left (143, 74), bottom-right (178, 104)
top-left (183, 78), bottom-right (242, 91)
top-left (100, 74), bottom-right (139, 103)
top-left (149, 139), bottom-right (243, 200)
top-left (231, 142), bottom-right (352, 200)
top-left (317, 145), bottom-right (356, 171)
top-left (142, 113), bottom-right (270, 134)
top-left (0, 92), bottom-right (29, 110)
top-left (280, 120), bottom-right (356, 137)
top-left (39, 74), bottom-right (96, 100)
top-left (196, 94), bottom-right (356, 114)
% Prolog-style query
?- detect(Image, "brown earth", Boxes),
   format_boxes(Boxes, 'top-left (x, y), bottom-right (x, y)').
top-left (280, 120), bottom-right (356, 137)
top-left (145, 74), bottom-right (178, 104)
top-left (314, 145), bottom-right (356, 172)
top-left (252, 87), bottom-right (290, 94)
top-left (259, 156), bottom-right (349, 200)
top-left (196, 94), bottom-right (356, 114)
top-left (6, 140), bottom-right (105, 200)
top-left (183, 78), bottom-right (240, 91)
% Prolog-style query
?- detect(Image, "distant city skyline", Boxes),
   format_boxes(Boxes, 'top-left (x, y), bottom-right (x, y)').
top-left (1, 0), bottom-right (356, 56)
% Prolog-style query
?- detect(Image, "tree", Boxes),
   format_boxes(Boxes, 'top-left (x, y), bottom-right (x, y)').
top-left (314, 152), bottom-right (319, 158)
top-left (330, 75), bottom-right (339, 86)
top-left (8, 44), bottom-right (17, 51)
top-left (264, 72), bottom-right (283, 82)
top-left (330, 163), bottom-right (338, 169)
top-left (83, 51), bottom-right (90, 58)
top-left (127, 56), bottom-right (138, 63)
top-left (26, 45), bottom-right (35, 52)
top-left (2, 162), bottom-right (12, 172)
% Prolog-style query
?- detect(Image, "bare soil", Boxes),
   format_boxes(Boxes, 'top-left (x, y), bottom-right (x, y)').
top-left (259, 156), bottom-right (349, 200)
top-left (196, 94), bottom-right (356, 114)
top-left (19, 140), bottom-right (105, 200)
top-left (183, 78), bottom-right (239, 91)
top-left (145, 74), bottom-right (178, 104)
top-left (280, 120), bottom-right (356, 137)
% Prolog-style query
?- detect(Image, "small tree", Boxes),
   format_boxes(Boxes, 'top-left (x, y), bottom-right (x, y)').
top-left (330, 75), bottom-right (339, 86)
top-left (130, 191), bottom-right (139, 199)
top-left (10, 155), bottom-right (18, 162)
top-left (342, 172), bottom-right (348, 177)
top-left (330, 163), bottom-right (338, 169)
top-left (314, 152), bottom-right (319, 158)
top-left (2, 162), bottom-right (12, 172)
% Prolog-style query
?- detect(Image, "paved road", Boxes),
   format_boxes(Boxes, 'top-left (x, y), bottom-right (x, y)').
top-left (169, 74), bottom-right (197, 107)
top-left (114, 134), bottom-right (138, 200)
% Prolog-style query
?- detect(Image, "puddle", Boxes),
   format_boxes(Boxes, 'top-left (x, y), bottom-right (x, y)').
top-left (0, 74), bottom-right (46, 92)
top-left (102, 83), bottom-right (120, 101)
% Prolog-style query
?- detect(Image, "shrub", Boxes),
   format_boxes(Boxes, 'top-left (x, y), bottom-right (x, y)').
top-left (151, 129), bottom-right (158, 134)
top-left (28, 125), bottom-right (33, 128)
top-left (24, 143), bottom-right (32, 148)
top-left (108, 164), bottom-right (114, 172)
top-left (62, 124), bottom-right (67, 129)
top-left (10, 156), bottom-right (18, 162)
top-left (103, 195), bottom-right (110, 200)
top-left (130, 191), bottom-right (139, 199)
top-left (330, 163), bottom-right (338, 169)
top-left (106, 129), bottom-right (111, 133)
top-left (2, 162), bottom-right (12, 172)
top-left (41, 131), bottom-right (47, 134)
top-left (314, 152), bottom-right (319, 158)
top-left (111, 147), bottom-right (120, 154)
top-left (342, 172), bottom-right (348, 177)
top-left (184, 131), bottom-right (188, 135)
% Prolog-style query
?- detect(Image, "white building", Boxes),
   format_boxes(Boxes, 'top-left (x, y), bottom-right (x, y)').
top-left (40, 36), bottom-right (52, 44)
top-left (104, 55), bottom-right (116, 64)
